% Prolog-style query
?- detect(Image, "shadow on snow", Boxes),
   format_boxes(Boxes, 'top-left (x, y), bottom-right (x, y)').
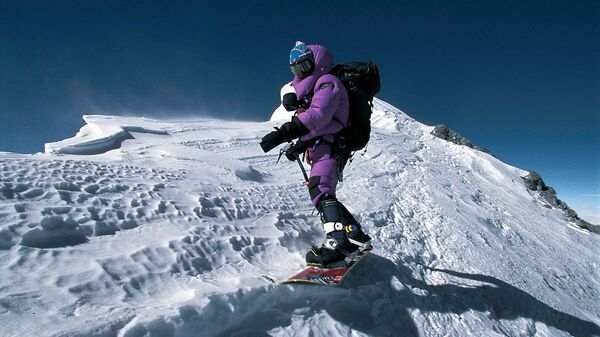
top-left (130, 254), bottom-right (600, 337)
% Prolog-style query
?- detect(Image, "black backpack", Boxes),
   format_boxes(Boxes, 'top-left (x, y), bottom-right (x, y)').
top-left (330, 61), bottom-right (381, 153)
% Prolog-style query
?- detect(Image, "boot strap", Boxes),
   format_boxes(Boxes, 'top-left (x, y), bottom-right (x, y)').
top-left (322, 222), bottom-right (343, 234)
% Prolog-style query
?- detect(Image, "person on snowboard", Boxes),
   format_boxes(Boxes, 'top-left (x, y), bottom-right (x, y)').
top-left (260, 41), bottom-right (372, 267)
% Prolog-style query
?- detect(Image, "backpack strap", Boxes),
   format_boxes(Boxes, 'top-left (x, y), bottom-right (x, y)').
top-left (331, 116), bottom-right (346, 129)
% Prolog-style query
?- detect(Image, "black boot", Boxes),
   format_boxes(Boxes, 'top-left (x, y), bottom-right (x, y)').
top-left (305, 228), bottom-right (354, 267)
top-left (338, 202), bottom-right (372, 250)
top-left (305, 195), bottom-right (372, 267)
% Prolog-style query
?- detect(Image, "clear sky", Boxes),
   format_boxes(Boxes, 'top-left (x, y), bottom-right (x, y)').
top-left (1, 1), bottom-right (598, 218)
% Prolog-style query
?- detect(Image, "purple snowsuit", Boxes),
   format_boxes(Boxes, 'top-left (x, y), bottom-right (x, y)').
top-left (292, 45), bottom-right (350, 207)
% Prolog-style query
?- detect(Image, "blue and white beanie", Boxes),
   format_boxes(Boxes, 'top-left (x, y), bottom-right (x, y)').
top-left (289, 41), bottom-right (313, 65)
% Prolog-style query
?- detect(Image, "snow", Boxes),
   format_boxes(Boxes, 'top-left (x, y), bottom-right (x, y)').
top-left (270, 82), bottom-right (296, 122)
top-left (45, 115), bottom-right (168, 155)
top-left (0, 99), bottom-right (599, 337)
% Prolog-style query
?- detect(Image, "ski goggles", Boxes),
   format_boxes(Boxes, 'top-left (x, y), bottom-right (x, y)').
top-left (290, 59), bottom-right (314, 79)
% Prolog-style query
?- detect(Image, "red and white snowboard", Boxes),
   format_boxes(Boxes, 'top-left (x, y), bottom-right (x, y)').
top-left (264, 251), bottom-right (369, 286)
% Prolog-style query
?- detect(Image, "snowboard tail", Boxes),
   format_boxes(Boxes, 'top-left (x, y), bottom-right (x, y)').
top-left (281, 251), bottom-right (369, 286)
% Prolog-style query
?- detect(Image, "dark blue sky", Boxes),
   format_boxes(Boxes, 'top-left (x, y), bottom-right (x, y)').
top-left (1, 1), bottom-right (598, 211)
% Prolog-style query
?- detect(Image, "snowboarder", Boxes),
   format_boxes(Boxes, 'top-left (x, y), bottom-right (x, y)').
top-left (260, 41), bottom-right (372, 267)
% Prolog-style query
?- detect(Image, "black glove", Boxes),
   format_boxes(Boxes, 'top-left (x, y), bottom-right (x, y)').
top-left (282, 93), bottom-right (309, 111)
top-left (260, 131), bottom-right (285, 153)
top-left (260, 117), bottom-right (310, 153)
top-left (282, 93), bottom-right (299, 111)
top-left (284, 140), bottom-right (308, 161)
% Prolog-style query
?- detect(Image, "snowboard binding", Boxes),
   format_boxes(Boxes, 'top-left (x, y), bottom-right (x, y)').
top-left (305, 195), bottom-right (372, 268)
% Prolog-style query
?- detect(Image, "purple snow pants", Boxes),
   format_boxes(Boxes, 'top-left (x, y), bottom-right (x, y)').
top-left (307, 141), bottom-right (337, 207)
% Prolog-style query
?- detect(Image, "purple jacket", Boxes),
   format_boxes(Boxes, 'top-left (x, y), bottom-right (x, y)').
top-left (292, 45), bottom-right (349, 143)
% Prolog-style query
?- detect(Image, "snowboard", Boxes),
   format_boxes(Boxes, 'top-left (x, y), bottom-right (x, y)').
top-left (264, 251), bottom-right (369, 286)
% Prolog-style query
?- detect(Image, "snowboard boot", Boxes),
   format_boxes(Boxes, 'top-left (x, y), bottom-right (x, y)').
top-left (337, 201), bottom-right (373, 252)
top-left (305, 229), bottom-right (354, 267)
top-left (305, 195), bottom-right (372, 267)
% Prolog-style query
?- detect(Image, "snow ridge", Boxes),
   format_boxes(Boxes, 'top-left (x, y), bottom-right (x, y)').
top-left (45, 115), bottom-right (168, 155)
top-left (0, 99), bottom-right (599, 337)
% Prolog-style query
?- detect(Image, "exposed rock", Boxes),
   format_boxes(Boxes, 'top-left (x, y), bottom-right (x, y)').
top-left (523, 171), bottom-right (600, 234)
top-left (430, 125), bottom-right (493, 156)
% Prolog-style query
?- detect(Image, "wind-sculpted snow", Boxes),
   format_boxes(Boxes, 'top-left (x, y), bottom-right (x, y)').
top-left (45, 115), bottom-right (169, 155)
top-left (0, 158), bottom-right (186, 250)
top-left (0, 101), bottom-right (599, 337)
top-left (122, 254), bottom-right (600, 337)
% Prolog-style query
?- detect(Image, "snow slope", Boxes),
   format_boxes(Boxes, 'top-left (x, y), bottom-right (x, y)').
top-left (1, 99), bottom-right (599, 337)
